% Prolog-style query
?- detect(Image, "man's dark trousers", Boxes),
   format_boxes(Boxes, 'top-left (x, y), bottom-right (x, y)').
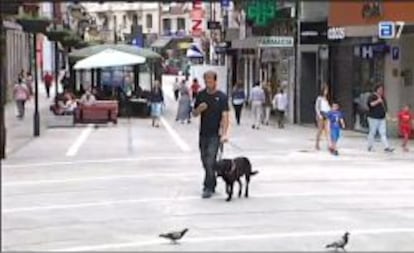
top-left (199, 135), bottom-right (220, 192)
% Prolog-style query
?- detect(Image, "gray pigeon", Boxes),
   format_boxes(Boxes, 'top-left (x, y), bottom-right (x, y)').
top-left (159, 228), bottom-right (189, 244)
top-left (325, 232), bottom-right (350, 251)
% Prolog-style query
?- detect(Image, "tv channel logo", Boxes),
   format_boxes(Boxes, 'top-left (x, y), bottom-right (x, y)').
top-left (378, 21), bottom-right (405, 39)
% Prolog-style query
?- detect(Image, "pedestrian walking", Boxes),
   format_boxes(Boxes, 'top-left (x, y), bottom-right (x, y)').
top-left (250, 81), bottom-right (265, 129)
top-left (173, 77), bottom-right (180, 101)
top-left (191, 78), bottom-right (201, 102)
top-left (326, 103), bottom-right (346, 155)
top-left (149, 80), bottom-right (164, 128)
top-left (367, 84), bottom-right (394, 152)
top-left (231, 81), bottom-right (245, 125)
top-left (395, 104), bottom-right (413, 152)
top-left (263, 81), bottom-right (273, 126)
top-left (43, 71), bottom-right (53, 98)
top-left (192, 70), bottom-right (230, 199)
top-left (315, 85), bottom-right (331, 150)
top-left (13, 78), bottom-right (30, 119)
top-left (273, 88), bottom-right (288, 128)
top-left (25, 72), bottom-right (34, 96)
top-left (176, 80), bottom-right (192, 124)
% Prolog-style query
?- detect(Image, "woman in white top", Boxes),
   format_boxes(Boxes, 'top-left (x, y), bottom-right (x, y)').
top-left (315, 85), bottom-right (331, 150)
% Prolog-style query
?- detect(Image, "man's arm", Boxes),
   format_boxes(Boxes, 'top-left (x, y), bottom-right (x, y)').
top-left (220, 95), bottom-right (230, 141)
top-left (192, 93), bottom-right (207, 117)
top-left (369, 94), bottom-right (382, 107)
top-left (220, 110), bottom-right (230, 140)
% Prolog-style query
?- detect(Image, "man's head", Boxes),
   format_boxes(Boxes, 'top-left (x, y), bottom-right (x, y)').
top-left (332, 103), bottom-right (340, 111)
top-left (374, 84), bottom-right (384, 96)
top-left (203, 70), bottom-right (217, 91)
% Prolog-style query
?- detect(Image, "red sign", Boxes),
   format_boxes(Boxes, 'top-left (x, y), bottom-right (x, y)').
top-left (192, 0), bottom-right (203, 37)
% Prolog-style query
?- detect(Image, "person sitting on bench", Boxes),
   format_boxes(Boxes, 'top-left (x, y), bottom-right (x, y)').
top-left (79, 87), bottom-right (96, 106)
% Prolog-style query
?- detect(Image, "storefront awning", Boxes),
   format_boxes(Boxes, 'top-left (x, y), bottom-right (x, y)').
top-left (151, 38), bottom-right (172, 48)
top-left (231, 37), bottom-right (261, 49)
top-left (178, 42), bottom-right (192, 49)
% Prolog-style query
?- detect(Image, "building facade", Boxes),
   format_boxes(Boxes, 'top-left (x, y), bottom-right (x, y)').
top-left (328, 1), bottom-right (414, 135)
top-left (3, 21), bottom-right (30, 102)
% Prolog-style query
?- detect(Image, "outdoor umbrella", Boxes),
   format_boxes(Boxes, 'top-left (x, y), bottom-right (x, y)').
top-left (74, 48), bottom-right (146, 70)
top-left (186, 44), bottom-right (204, 58)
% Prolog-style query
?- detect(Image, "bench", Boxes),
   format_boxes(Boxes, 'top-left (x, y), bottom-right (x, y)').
top-left (74, 100), bottom-right (119, 124)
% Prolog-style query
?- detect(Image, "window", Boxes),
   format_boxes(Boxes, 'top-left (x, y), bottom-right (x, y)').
top-left (132, 14), bottom-right (138, 25)
top-left (102, 16), bottom-right (109, 29)
top-left (122, 15), bottom-right (127, 28)
top-left (177, 18), bottom-right (186, 31)
top-left (146, 14), bottom-right (153, 29)
top-left (162, 18), bottom-right (171, 34)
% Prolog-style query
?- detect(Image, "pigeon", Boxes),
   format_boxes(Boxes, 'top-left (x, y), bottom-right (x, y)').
top-left (325, 232), bottom-right (350, 252)
top-left (159, 228), bottom-right (189, 244)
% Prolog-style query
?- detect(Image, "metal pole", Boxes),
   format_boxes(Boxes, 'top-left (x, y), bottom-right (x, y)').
top-left (0, 16), bottom-right (6, 159)
top-left (53, 3), bottom-right (59, 97)
top-left (33, 33), bottom-right (40, 137)
top-left (293, 0), bottom-right (301, 124)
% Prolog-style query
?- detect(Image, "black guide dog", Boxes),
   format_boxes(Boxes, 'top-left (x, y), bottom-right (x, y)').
top-left (213, 157), bottom-right (258, 201)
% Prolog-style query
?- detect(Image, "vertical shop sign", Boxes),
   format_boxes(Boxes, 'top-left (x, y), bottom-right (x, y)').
top-left (192, 0), bottom-right (204, 37)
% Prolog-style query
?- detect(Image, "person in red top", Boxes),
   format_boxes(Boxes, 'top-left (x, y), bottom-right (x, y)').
top-left (191, 78), bottom-right (201, 101)
top-left (398, 104), bottom-right (413, 152)
top-left (43, 71), bottom-right (53, 98)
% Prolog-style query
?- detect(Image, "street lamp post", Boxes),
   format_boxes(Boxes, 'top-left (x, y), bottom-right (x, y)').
top-left (53, 3), bottom-right (59, 97)
top-left (0, 16), bottom-right (6, 158)
top-left (33, 33), bottom-right (40, 136)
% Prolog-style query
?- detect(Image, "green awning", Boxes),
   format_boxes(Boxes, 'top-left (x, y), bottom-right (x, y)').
top-left (69, 44), bottom-right (162, 63)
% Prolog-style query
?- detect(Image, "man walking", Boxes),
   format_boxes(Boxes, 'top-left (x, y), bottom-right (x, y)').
top-left (250, 81), bottom-right (265, 129)
top-left (193, 70), bottom-right (230, 199)
top-left (367, 84), bottom-right (394, 152)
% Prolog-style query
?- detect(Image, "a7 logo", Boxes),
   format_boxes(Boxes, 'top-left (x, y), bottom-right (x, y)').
top-left (378, 21), bottom-right (405, 39)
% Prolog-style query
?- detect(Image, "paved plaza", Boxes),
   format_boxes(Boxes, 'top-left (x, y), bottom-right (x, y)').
top-left (2, 80), bottom-right (414, 251)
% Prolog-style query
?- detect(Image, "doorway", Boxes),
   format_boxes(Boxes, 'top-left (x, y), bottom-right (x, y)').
top-left (300, 52), bottom-right (318, 123)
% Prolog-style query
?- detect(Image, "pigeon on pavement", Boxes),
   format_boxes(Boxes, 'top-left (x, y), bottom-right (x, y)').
top-left (159, 228), bottom-right (189, 244)
top-left (325, 232), bottom-right (350, 251)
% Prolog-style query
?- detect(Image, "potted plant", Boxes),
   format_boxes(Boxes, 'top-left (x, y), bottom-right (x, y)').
top-left (73, 40), bottom-right (89, 49)
top-left (45, 27), bottom-right (72, 42)
top-left (61, 33), bottom-right (82, 49)
top-left (16, 13), bottom-right (51, 34)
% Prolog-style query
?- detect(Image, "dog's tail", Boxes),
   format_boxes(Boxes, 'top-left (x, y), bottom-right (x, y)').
top-left (250, 170), bottom-right (259, 176)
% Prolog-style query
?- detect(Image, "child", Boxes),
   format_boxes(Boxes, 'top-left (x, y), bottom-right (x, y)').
top-left (398, 104), bottom-right (413, 152)
top-left (327, 103), bottom-right (346, 155)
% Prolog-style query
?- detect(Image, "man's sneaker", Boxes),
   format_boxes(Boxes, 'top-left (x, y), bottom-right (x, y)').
top-left (384, 147), bottom-right (395, 153)
top-left (368, 147), bottom-right (373, 152)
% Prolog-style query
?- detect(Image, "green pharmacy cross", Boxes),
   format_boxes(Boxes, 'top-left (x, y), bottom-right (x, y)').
top-left (247, 0), bottom-right (278, 27)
